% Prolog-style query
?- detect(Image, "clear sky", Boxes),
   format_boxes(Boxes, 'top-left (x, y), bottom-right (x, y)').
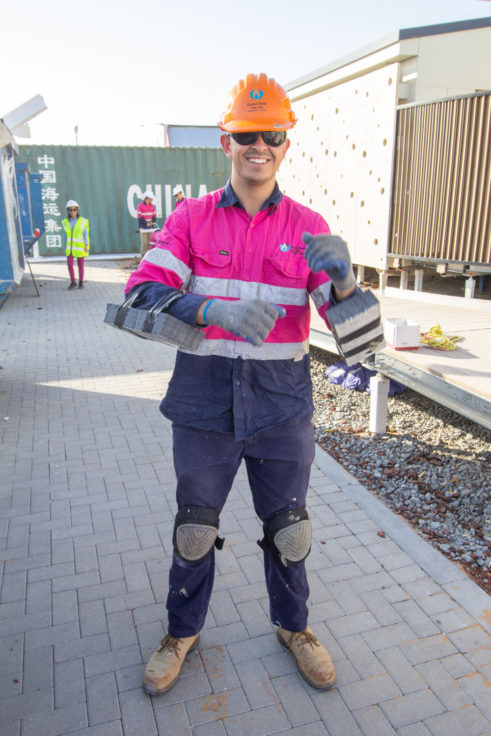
top-left (2, 0), bottom-right (490, 146)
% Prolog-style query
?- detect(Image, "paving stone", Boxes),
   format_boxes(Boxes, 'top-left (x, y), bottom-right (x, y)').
top-left (220, 702), bottom-right (290, 736)
top-left (339, 634), bottom-right (386, 678)
top-left (20, 703), bottom-right (88, 736)
top-left (86, 672), bottom-right (120, 725)
top-left (328, 610), bottom-right (380, 639)
top-left (457, 671), bottom-right (491, 720)
top-left (200, 641), bottom-right (240, 694)
top-left (401, 634), bottom-right (459, 664)
top-left (191, 720), bottom-right (227, 736)
top-left (84, 644), bottom-right (142, 678)
top-left (353, 704), bottom-right (397, 735)
top-left (392, 600), bottom-right (441, 638)
top-left (447, 625), bottom-right (491, 653)
top-left (359, 590), bottom-right (402, 626)
top-left (424, 705), bottom-right (491, 736)
top-left (271, 673), bottom-right (320, 726)
top-left (416, 661), bottom-right (472, 710)
top-left (311, 688), bottom-right (363, 736)
top-left (107, 610), bottom-right (138, 649)
top-left (339, 673), bottom-right (401, 710)
top-left (24, 621), bottom-right (80, 649)
top-left (0, 688), bottom-right (53, 725)
top-left (380, 689), bottom-right (445, 728)
top-left (397, 724), bottom-right (432, 736)
top-left (432, 607), bottom-right (475, 632)
top-left (208, 589), bottom-right (241, 627)
top-left (118, 688), bottom-right (157, 736)
top-left (54, 658), bottom-right (85, 708)
top-left (440, 652), bottom-right (476, 679)
top-left (54, 633), bottom-right (111, 663)
top-left (185, 688), bottom-right (250, 727)
top-left (234, 659), bottom-right (278, 709)
top-left (376, 646), bottom-right (426, 694)
top-left (153, 702), bottom-right (192, 735)
top-left (24, 644), bottom-right (54, 692)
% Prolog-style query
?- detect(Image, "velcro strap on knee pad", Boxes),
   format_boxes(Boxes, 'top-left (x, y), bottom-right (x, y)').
top-left (262, 507), bottom-right (312, 567)
top-left (173, 505), bottom-right (220, 561)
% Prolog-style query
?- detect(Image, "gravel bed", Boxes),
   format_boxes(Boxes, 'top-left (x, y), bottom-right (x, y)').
top-left (310, 346), bottom-right (491, 595)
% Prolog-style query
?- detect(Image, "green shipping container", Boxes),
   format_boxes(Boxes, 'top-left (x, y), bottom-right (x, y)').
top-left (18, 145), bottom-right (231, 257)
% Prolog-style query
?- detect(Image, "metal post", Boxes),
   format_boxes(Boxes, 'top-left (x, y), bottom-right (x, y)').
top-left (356, 265), bottom-right (365, 284)
top-left (414, 269), bottom-right (424, 292)
top-left (465, 276), bottom-right (476, 299)
top-left (369, 373), bottom-right (389, 434)
top-left (378, 271), bottom-right (388, 293)
top-left (25, 256), bottom-right (40, 297)
top-left (399, 270), bottom-right (409, 289)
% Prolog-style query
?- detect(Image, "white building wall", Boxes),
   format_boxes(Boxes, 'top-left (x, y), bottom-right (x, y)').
top-left (278, 63), bottom-right (399, 270)
top-left (279, 21), bottom-right (491, 272)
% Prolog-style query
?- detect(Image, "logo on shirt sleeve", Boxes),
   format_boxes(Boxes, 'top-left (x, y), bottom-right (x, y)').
top-left (279, 243), bottom-right (290, 252)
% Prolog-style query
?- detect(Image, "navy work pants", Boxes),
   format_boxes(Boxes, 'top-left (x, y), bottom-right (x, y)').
top-left (166, 415), bottom-right (315, 637)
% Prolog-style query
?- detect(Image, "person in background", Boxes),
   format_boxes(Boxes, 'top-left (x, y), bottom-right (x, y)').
top-left (137, 190), bottom-right (157, 257)
top-left (61, 200), bottom-right (90, 289)
top-left (172, 184), bottom-right (185, 208)
top-left (125, 73), bottom-right (366, 697)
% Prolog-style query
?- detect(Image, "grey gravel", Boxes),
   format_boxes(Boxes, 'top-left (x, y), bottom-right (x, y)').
top-left (310, 346), bottom-right (491, 594)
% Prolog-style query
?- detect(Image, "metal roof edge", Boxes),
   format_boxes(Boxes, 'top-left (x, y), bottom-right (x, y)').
top-left (398, 15), bottom-right (491, 40)
top-left (286, 16), bottom-right (491, 92)
top-left (286, 31), bottom-right (401, 91)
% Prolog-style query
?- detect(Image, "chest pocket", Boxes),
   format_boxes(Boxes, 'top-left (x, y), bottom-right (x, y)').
top-left (190, 247), bottom-right (232, 275)
top-left (267, 251), bottom-right (309, 283)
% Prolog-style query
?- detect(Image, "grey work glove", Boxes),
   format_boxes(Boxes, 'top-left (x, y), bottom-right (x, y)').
top-left (204, 298), bottom-right (286, 346)
top-left (302, 232), bottom-right (356, 292)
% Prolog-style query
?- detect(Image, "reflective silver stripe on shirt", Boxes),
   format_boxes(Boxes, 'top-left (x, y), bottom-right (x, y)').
top-left (142, 248), bottom-right (192, 285)
top-left (188, 276), bottom-right (308, 306)
top-left (310, 281), bottom-right (332, 308)
top-left (179, 338), bottom-right (310, 361)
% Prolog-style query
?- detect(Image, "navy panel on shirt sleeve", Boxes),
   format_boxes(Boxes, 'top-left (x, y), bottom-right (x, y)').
top-left (128, 282), bottom-right (206, 326)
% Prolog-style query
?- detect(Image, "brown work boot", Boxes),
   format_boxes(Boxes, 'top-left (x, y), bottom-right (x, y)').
top-left (277, 626), bottom-right (336, 690)
top-left (143, 633), bottom-right (200, 695)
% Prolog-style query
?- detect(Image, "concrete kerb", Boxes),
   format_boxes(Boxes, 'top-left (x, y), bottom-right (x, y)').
top-left (314, 443), bottom-right (491, 634)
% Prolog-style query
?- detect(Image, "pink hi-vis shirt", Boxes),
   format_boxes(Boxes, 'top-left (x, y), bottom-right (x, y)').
top-left (125, 182), bottom-right (334, 439)
top-left (136, 202), bottom-right (156, 223)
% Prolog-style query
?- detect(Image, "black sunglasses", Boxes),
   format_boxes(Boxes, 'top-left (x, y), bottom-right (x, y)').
top-left (230, 131), bottom-right (287, 147)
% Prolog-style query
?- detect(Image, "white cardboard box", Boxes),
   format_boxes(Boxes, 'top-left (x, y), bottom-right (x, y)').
top-left (384, 317), bottom-right (420, 350)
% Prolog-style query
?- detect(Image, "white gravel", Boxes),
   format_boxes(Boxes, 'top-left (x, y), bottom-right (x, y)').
top-left (310, 346), bottom-right (491, 595)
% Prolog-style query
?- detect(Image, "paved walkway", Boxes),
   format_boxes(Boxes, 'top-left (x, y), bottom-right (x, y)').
top-left (1, 261), bottom-right (490, 736)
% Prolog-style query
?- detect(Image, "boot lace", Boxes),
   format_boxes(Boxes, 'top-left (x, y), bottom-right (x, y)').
top-left (292, 629), bottom-right (320, 652)
top-left (157, 634), bottom-right (182, 657)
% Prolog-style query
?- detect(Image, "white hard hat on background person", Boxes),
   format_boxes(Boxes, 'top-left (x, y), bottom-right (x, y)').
top-left (172, 185), bottom-right (183, 195)
top-left (66, 200), bottom-right (79, 208)
top-left (142, 190), bottom-right (154, 200)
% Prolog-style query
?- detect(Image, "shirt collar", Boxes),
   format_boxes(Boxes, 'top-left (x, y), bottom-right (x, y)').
top-left (217, 179), bottom-right (283, 212)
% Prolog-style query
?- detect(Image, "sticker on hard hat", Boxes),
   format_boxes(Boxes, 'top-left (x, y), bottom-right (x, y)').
top-left (250, 89), bottom-right (264, 100)
top-left (246, 101), bottom-right (267, 113)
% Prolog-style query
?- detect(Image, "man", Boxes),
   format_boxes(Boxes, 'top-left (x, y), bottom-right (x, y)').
top-left (172, 184), bottom-right (185, 207)
top-left (125, 72), bottom-right (361, 695)
top-left (137, 190), bottom-right (157, 257)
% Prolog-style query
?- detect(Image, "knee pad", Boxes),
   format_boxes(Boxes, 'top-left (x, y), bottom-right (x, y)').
top-left (260, 507), bottom-right (312, 567)
top-left (173, 505), bottom-right (221, 561)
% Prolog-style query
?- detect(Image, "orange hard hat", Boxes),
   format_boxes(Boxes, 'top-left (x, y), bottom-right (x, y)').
top-left (218, 73), bottom-right (297, 132)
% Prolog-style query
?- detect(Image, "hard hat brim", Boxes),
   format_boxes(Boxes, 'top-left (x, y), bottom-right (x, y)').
top-left (219, 119), bottom-right (296, 133)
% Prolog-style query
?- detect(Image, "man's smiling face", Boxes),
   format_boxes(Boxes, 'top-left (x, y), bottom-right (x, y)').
top-left (221, 132), bottom-right (290, 189)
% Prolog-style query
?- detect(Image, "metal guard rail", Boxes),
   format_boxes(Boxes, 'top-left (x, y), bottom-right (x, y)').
top-left (309, 328), bottom-right (491, 431)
